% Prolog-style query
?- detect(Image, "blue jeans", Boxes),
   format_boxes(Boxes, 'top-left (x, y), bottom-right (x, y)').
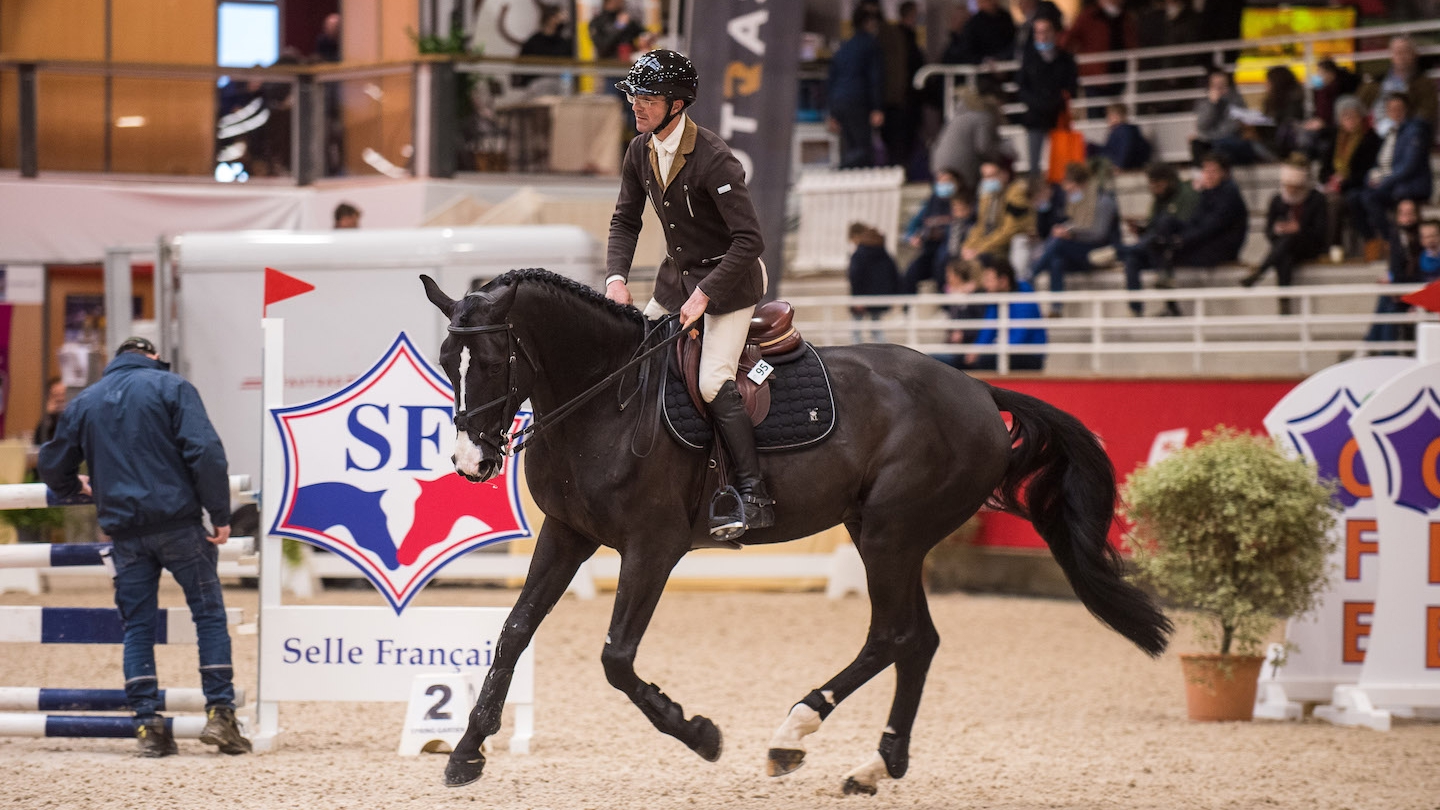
top-left (1032, 236), bottom-right (1103, 314)
top-left (111, 523), bottom-right (235, 718)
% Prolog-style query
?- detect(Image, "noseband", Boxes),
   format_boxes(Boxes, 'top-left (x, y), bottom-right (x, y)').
top-left (447, 321), bottom-right (535, 456)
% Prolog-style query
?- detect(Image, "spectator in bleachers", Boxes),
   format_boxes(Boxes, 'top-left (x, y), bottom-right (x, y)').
top-left (1307, 59), bottom-right (1360, 132)
top-left (1348, 92), bottom-right (1434, 258)
top-left (1260, 66), bottom-right (1307, 161)
top-left (901, 170), bottom-right (960, 292)
top-left (1319, 96), bottom-right (1380, 256)
top-left (1421, 219), bottom-right (1440, 282)
top-left (960, 154), bottom-right (1036, 266)
top-left (1088, 103), bottom-right (1152, 170)
top-left (930, 74), bottom-right (1004, 191)
top-left (1124, 153), bottom-right (1247, 316)
top-left (955, 254), bottom-right (1047, 371)
top-left (1189, 69), bottom-right (1255, 166)
top-left (1119, 162), bottom-right (1199, 315)
top-left (847, 222), bottom-right (902, 342)
top-left (1017, 16), bottom-right (1079, 180)
top-left (944, 0), bottom-right (1016, 64)
top-left (1031, 175), bottom-right (1069, 249)
top-left (941, 258), bottom-right (983, 348)
top-left (943, 192), bottom-right (979, 270)
top-left (1358, 36), bottom-right (1438, 135)
top-left (1063, 0), bottom-right (1138, 119)
top-left (1031, 161), bottom-right (1120, 316)
top-left (1243, 157), bottom-right (1327, 314)
top-left (862, 0), bottom-right (926, 175)
top-left (1136, 0), bottom-right (1202, 115)
top-left (1015, 0), bottom-right (1065, 57)
top-left (828, 7), bottom-right (886, 169)
top-left (589, 0), bottom-right (645, 61)
top-left (1366, 198), bottom-right (1423, 345)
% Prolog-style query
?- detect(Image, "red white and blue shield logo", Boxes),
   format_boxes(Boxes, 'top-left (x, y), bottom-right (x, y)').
top-left (268, 332), bottom-right (532, 613)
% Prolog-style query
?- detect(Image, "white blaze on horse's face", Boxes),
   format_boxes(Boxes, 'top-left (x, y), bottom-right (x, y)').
top-left (453, 345), bottom-right (486, 479)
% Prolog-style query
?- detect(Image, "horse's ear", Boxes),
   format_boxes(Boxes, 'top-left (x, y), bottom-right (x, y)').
top-left (420, 274), bottom-right (456, 318)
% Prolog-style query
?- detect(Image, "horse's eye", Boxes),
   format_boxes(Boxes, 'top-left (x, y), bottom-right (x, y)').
top-left (488, 362), bottom-right (506, 377)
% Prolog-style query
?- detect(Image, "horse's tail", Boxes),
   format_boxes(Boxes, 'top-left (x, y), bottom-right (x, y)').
top-left (986, 385), bottom-right (1171, 657)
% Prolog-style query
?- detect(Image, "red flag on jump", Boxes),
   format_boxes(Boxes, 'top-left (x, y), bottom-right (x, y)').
top-left (1401, 279), bottom-right (1440, 314)
top-left (264, 267), bottom-right (315, 316)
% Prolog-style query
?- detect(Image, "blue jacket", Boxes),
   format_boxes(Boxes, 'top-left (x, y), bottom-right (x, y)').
top-left (1375, 118), bottom-right (1434, 204)
top-left (1100, 122), bottom-right (1151, 171)
top-left (827, 31), bottom-right (884, 113)
top-left (39, 353), bottom-right (231, 539)
top-left (975, 281), bottom-right (1048, 347)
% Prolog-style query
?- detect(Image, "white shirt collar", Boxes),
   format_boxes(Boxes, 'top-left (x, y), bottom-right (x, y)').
top-left (651, 113), bottom-right (687, 155)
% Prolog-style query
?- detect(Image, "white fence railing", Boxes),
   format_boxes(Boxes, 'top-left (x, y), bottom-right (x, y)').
top-left (793, 166), bottom-right (906, 273)
top-left (788, 282), bottom-right (1429, 375)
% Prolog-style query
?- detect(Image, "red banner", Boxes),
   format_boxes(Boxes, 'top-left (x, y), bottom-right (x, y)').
top-left (979, 378), bottom-right (1300, 549)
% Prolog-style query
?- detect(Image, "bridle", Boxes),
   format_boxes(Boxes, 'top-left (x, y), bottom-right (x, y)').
top-left (446, 313), bottom-right (686, 458)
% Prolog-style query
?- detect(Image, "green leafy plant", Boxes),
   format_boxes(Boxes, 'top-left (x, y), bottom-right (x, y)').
top-left (1121, 427), bottom-right (1339, 656)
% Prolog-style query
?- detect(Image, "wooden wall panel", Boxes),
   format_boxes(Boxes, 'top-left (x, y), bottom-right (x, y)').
top-left (6, 305), bottom-right (44, 443)
top-left (0, 73), bottom-right (16, 169)
top-left (378, 0), bottom-right (420, 61)
top-left (36, 76), bottom-right (106, 172)
top-left (0, 0), bottom-right (106, 59)
top-left (111, 78), bottom-right (212, 174)
top-left (110, 0), bottom-right (216, 64)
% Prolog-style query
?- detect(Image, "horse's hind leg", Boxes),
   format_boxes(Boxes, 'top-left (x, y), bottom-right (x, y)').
top-left (444, 519), bottom-right (598, 788)
top-left (602, 547), bottom-right (723, 763)
top-left (767, 528), bottom-right (937, 792)
top-left (840, 571), bottom-right (937, 796)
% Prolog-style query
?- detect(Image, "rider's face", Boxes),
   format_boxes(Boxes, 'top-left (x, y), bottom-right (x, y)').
top-left (632, 94), bottom-right (678, 134)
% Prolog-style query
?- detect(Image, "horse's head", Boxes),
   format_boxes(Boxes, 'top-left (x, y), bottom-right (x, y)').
top-left (422, 274), bottom-right (528, 483)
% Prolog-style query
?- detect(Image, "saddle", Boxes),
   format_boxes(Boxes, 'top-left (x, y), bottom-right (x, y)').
top-left (676, 300), bottom-right (807, 424)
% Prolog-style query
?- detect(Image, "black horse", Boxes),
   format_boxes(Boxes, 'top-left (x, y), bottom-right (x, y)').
top-left (421, 269), bottom-right (1170, 795)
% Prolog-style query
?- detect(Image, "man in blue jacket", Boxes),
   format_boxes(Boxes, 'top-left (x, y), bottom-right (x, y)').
top-left (1348, 93), bottom-right (1435, 251)
top-left (957, 254), bottom-right (1047, 371)
top-left (39, 336), bottom-right (249, 758)
top-left (828, 6), bottom-right (886, 168)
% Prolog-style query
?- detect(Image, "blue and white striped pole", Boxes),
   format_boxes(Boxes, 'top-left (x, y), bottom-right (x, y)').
top-left (0, 606), bottom-right (243, 644)
top-left (0, 714), bottom-right (208, 738)
top-left (0, 687), bottom-right (245, 712)
top-left (0, 538), bottom-right (255, 570)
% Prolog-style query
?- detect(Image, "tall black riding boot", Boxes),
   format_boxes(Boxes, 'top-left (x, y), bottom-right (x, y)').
top-left (707, 380), bottom-right (775, 538)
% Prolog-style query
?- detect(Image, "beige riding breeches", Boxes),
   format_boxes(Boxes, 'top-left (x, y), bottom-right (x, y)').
top-left (642, 262), bottom-right (766, 403)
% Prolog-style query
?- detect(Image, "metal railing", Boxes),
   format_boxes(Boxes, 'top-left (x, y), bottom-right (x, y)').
top-left (914, 19), bottom-right (1440, 121)
top-left (789, 282), bottom-right (1428, 375)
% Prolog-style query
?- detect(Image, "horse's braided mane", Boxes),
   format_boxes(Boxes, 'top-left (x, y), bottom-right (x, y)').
top-left (492, 267), bottom-right (645, 326)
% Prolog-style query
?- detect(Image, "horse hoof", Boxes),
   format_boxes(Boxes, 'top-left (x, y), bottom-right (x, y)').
top-left (689, 715), bottom-right (723, 762)
top-left (766, 748), bottom-right (806, 777)
top-left (842, 777), bottom-right (878, 796)
top-left (443, 754), bottom-right (486, 788)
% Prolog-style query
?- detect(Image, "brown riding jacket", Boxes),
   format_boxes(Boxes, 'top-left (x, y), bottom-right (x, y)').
top-left (606, 117), bottom-right (766, 315)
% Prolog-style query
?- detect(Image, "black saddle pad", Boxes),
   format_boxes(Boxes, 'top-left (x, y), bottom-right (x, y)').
top-left (661, 344), bottom-right (837, 452)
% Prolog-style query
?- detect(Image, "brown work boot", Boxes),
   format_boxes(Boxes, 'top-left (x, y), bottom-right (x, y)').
top-left (135, 715), bottom-right (178, 758)
top-left (199, 706), bottom-right (252, 755)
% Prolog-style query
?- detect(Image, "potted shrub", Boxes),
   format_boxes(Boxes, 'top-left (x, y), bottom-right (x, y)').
top-left (1120, 427), bottom-right (1339, 721)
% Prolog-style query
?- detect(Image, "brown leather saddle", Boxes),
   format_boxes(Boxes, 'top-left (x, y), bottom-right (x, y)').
top-left (676, 300), bottom-right (806, 424)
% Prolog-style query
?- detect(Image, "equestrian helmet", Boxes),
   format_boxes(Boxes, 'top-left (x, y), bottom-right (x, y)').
top-left (615, 49), bottom-right (698, 105)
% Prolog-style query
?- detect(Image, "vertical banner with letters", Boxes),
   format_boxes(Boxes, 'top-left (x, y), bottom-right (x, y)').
top-left (687, 0), bottom-right (804, 295)
top-left (1317, 354), bottom-right (1440, 730)
top-left (1257, 357), bottom-right (1415, 718)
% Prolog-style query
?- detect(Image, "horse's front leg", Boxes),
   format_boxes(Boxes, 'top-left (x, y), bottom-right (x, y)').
top-left (444, 519), bottom-right (598, 787)
top-left (602, 547), bottom-right (723, 763)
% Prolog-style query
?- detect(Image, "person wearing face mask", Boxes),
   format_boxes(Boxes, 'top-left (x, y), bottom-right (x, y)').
top-left (1029, 161), bottom-right (1119, 317)
top-left (1357, 36), bottom-right (1438, 137)
top-left (1062, 0), bottom-right (1137, 119)
top-left (901, 170), bottom-right (961, 292)
top-left (1243, 157), bottom-right (1326, 314)
top-left (1014, 0), bottom-right (1065, 56)
top-left (1347, 92), bottom-right (1434, 259)
top-left (960, 154), bottom-right (1035, 266)
top-left (1016, 15), bottom-right (1078, 179)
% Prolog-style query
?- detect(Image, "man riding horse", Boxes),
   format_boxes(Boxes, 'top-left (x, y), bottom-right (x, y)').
top-left (602, 48), bottom-right (775, 539)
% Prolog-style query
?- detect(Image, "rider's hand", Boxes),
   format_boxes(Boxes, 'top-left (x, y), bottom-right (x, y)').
top-left (680, 287), bottom-right (710, 329)
top-left (208, 524), bottom-right (231, 546)
top-left (606, 279), bottom-right (633, 307)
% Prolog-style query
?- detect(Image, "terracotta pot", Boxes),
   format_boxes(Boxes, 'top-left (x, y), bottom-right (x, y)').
top-left (1178, 654), bottom-right (1265, 722)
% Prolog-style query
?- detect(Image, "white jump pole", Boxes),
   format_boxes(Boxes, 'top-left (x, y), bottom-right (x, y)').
top-left (253, 316), bottom-right (285, 753)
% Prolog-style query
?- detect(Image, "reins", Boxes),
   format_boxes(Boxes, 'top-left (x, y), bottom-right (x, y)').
top-left (448, 314), bottom-right (686, 457)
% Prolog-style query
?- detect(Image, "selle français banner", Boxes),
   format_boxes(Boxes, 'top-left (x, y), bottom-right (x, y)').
top-left (687, 1), bottom-right (803, 296)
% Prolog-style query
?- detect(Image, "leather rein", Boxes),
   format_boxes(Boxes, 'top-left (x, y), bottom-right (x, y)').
top-left (447, 314), bottom-right (684, 457)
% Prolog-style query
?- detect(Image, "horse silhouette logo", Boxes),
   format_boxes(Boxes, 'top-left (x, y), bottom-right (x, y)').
top-left (268, 332), bottom-right (532, 612)
top-left (1367, 387), bottom-right (1440, 516)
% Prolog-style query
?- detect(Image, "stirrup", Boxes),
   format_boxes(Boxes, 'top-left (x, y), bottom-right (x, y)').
top-left (709, 485), bottom-right (747, 541)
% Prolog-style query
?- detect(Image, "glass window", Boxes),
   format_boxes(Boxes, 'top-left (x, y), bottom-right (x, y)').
top-left (218, 1), bottom-right (279, 68)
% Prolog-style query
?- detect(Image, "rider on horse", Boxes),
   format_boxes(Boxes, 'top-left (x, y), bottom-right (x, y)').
top-left (602, 48), bottom-right (775, 539)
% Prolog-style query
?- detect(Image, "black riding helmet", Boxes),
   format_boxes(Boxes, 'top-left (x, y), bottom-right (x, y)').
top-left (615, 49), bottom-right (698, 133)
